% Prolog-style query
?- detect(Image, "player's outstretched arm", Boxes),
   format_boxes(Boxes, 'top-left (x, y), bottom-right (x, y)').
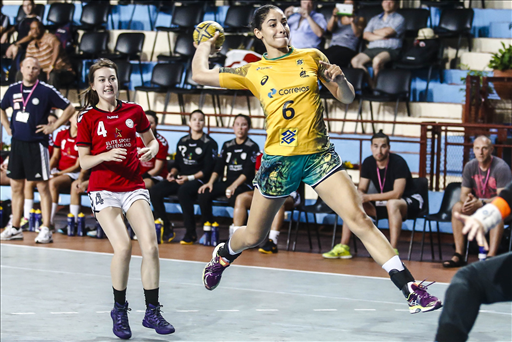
top-left (192, 32), bottom-right (221, 88)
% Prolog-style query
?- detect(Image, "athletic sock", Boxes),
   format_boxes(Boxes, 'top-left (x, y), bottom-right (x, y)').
top-left (70, 204), bottom-right (80, 219)
top-left (269, 230), bottom-right (279, 244)
top-left (113, 287), bottom-right (127, 305)
top-left (218, 240), bottom-right (241, 263)
top-left (50, 203), bottom-right (58, 225)
top-left (382, 255), bottom-right (404, 273)
top-left (24, 199), bottom-right (34, 220)
top-left (144, 288), bottom-right (159, 307)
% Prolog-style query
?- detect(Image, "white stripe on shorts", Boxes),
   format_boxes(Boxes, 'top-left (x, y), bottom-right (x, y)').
top-left (39, 143), bottom-right (50, 181)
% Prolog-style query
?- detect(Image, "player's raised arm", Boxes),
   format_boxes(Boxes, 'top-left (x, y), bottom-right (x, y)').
top-left (192, 32), bottom-right (221, 88)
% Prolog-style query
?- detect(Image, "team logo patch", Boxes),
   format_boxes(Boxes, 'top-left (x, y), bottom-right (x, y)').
top-left (261, 75), bottom-right (269, 85)
top-left (241, 152), bottom-right (247, 160)
top-left (32, 98), bottom-right (39, 105)
top-left (300, 70), bottom-right (309, 78)
top-left (296, 59), bottom-right (303, 66)
top-left (195, 147), bottom-right (202, 155)
top-left (115, 128), bottom-right (122, 138)
top-left (125, 119), bottom-right (134, 128)
top-left (280, 128), bottom-right (298, 146)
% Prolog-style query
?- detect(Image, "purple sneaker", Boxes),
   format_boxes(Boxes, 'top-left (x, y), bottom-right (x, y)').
top-left (407, 280), bottom-right (443, 314)
top-left (142, 304), bottom-right (175, 335)
top-left (111, 301), bottom-right (132, 339)
top-left (203, 242), bottom-right (231, 290)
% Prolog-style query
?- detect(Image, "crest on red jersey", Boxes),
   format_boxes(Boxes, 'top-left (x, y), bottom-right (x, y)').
top-left (115, 128), bottom-right (122, 138)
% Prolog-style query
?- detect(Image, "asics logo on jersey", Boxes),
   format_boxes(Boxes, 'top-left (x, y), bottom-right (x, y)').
top-left (268, 88), bottom-right (277, 98)
top-left (261, 75), bottom-right (269, 85)
top-left (281, 130), bottom-right (296, 145)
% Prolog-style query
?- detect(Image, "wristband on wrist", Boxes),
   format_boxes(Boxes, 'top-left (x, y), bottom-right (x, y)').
top-left (473, 204), bottom-right (502, 233)
top-left (188, 175), bottom-right (195, 181)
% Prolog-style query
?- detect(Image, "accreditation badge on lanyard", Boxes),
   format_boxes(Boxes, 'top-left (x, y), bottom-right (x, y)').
top-left (16, 80), bottom-right (39, 123)
top-left (375, 165), bottom-right (388, 207)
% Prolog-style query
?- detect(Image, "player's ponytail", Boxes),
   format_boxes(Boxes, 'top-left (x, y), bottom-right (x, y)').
top-left (80, 58), bottom-right (119, 112)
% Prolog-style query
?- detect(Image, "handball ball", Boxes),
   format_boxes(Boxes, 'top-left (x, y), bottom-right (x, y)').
top-left (193, 21), bottom-right (225, 49)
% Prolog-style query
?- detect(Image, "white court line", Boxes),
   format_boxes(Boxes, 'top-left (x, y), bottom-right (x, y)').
top-left (217, 310), bottom-right (239, 312)
top-left (50, 312), bottom-right (78, 314)
top-left (1, 244), bottom-right (450, 284)
top-left (96, 311), bottom-right (110, 313)
top-left (11, 312), bottom-right (35, 315)
top-left (0, 263), bottom-right (407, 307)
top-left (256, 309), bottom-right (278, 312)
top-left (480, 310), bottom-right (512, 316)
top-left (395, 309), bottom-right (410, 312)
top-left (314, 309), bottom-right (337, 311)
top-left (176, 310), bottom-right (199, 312)
top-left (354, 309), bottom-right (376, 311)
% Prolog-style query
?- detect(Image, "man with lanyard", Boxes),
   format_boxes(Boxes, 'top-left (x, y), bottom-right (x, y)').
top-left (0, 56), bottom-right (75, 243)
top-left (443, 135), bottom-right (512, 268)
top-left (325, 130), bottom-right (422, 258)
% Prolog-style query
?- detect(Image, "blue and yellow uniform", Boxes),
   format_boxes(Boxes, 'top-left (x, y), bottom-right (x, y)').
top-left (219, 47), bottom-right (344, 197)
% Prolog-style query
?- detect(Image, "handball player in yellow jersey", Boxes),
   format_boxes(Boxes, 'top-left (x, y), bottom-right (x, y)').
top-left (192, 4), bottom-right (441, 313)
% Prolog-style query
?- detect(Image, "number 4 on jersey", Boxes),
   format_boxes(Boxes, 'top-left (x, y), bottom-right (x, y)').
top-left (97, 121), bottom-right (107, 137)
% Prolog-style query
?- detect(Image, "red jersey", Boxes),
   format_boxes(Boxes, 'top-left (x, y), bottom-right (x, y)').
top-left (76, 101), bottom-right (151, 192)
top-left (136, 132), bottom-right (169, 178)
top-left (48, 133), bottom-right (55, 156)
top-left (54, 128), bottom-right (79, 171)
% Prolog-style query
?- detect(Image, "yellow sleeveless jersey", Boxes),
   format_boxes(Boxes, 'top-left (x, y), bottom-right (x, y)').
top-left (219, 47), bottom-right (330, 156)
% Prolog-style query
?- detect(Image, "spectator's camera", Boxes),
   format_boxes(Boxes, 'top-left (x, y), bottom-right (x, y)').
top-left (293, 7), bottom-right (301, 13)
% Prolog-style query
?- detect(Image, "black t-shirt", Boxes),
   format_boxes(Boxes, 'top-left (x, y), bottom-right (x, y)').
top-left (214, 137), bottom-right (259, 185)
top-left (361, 153), bottom-right (417, 198)
top-left (174, 134), bottom-right (218, 181)
top-left (0, 81), bottom-right (70, 146)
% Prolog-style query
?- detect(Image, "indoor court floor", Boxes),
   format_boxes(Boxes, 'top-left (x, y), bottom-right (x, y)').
top-left (1, 241), bottom-right (511, 342)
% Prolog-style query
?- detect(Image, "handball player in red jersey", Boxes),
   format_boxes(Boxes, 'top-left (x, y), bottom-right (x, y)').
top-left (76, 59), bottom-right (174, 339)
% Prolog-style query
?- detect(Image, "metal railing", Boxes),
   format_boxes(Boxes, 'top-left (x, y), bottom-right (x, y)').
top-left (155, 111), bottom-right (512, 191)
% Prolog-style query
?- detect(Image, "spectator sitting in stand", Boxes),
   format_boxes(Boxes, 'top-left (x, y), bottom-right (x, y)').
top-left (351, 0), bottom-right (404, 87)
top-left (324, 0), bottom-right (366, 67)
top-left (443, 136), bottom-right (512, 268)
top-left (0, 0), bottom-right (12, 58)
top-left (137, 111), bottom-right (169, 190)
top-left (284, 0), bottom-right (327, 50)
top-left (20, 20), bottom-right (75, 90)
top-left (49, 112), bottom-right (80, 229)
top-left (2, 0), bottom-right (41, 81)
top-left (323, 130), bottom-right (423, 258)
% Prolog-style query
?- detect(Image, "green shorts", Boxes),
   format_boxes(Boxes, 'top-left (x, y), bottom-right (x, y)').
top-left (253, 144), bottom-right (344, 198)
